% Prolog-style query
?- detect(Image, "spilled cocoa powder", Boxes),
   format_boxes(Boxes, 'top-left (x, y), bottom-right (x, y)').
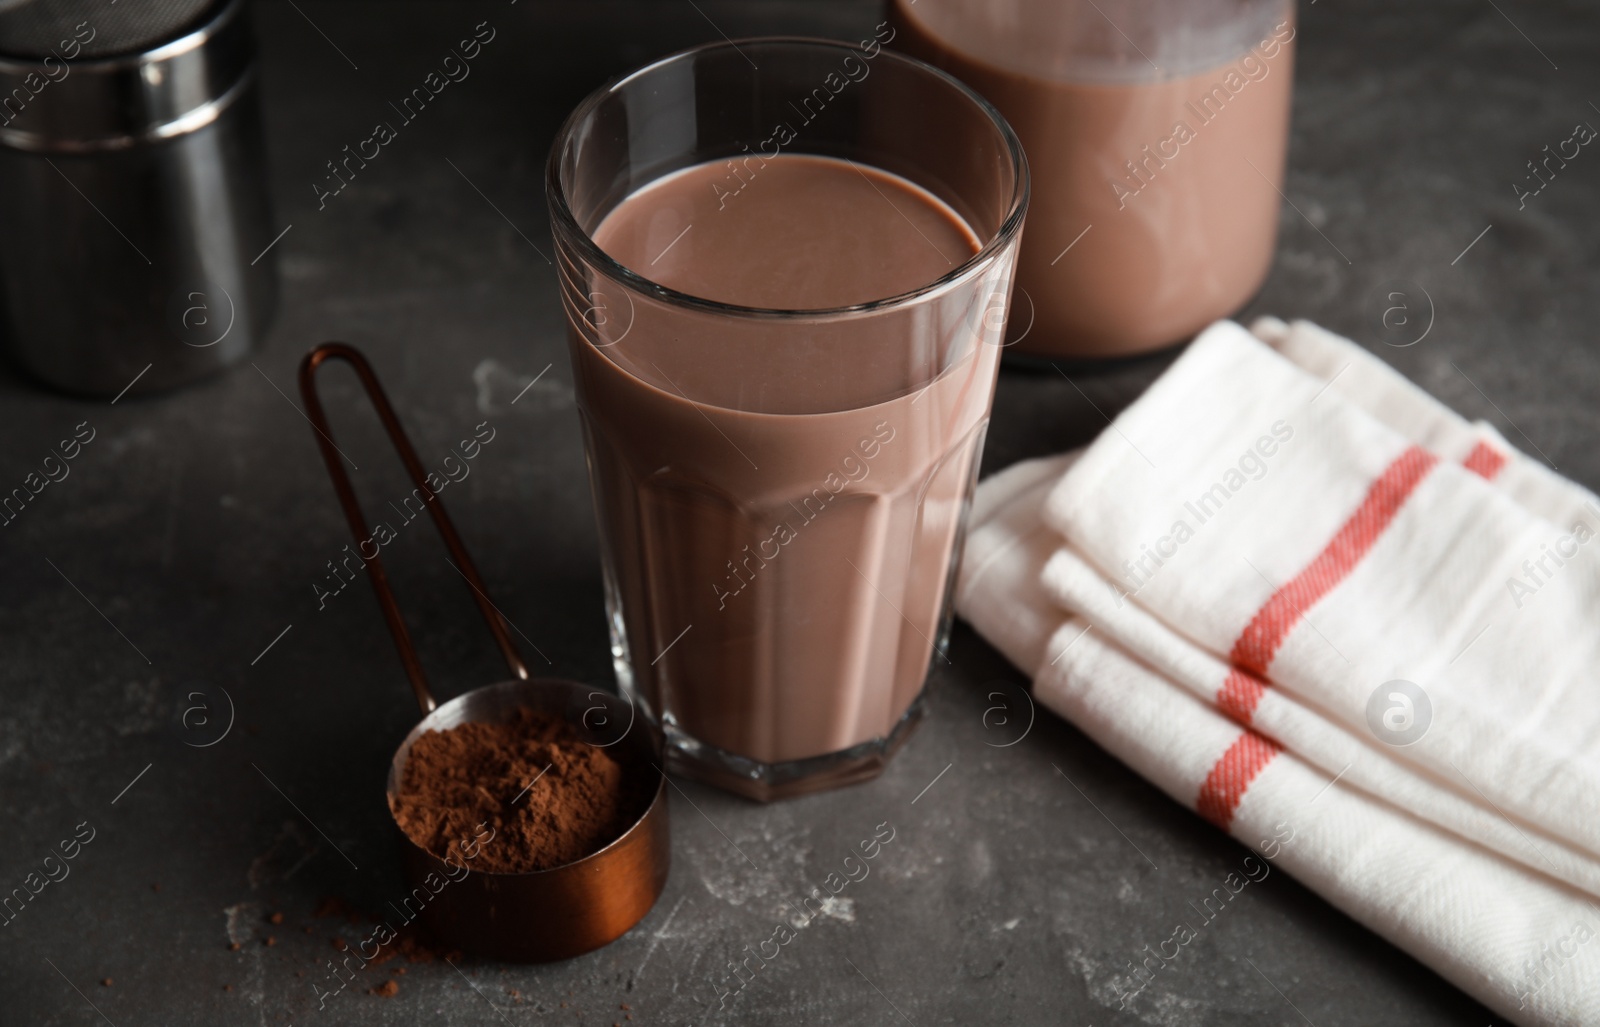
top-left (390, 707), bottom-right (647, 873)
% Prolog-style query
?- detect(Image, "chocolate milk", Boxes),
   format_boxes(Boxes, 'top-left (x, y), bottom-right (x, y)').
top-left (892, 0), bottom-right (1295, 357)
top-left (574, 154), bottom-right (995, 765)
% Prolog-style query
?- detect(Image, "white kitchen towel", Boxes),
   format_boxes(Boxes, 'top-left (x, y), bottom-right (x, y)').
top-left (958, 451), bottom-right (1076, 675)
top-left (1249, 315), bottom-right (1597, 528)
top-left (953, 319), bottom-right (1600, 1026)
top-left (1038, 613), bottom-right (1600, 1026)
top-left (1043, 321), bottom-right (1600, 861)
top-left (958, 460), bottom-right (1600, 1026)
top-left (1042, 541), bottom-right (1600, 900)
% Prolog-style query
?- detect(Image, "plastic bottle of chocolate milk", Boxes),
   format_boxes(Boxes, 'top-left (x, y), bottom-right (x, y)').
top-left (892, 0), bottom-right (1295, 358)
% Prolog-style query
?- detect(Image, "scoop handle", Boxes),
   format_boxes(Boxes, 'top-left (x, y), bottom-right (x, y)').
top-left (297, 342), bottom-right (529, 715)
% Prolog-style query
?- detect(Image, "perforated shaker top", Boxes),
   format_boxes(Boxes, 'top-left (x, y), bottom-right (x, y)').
top-left (0, 0), bottom-right (216, 59)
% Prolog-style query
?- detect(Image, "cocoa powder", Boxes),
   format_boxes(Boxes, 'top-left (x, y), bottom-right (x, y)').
top-left (390, 707), bottom-right (645, 873)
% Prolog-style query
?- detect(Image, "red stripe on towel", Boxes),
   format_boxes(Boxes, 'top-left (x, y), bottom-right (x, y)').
top-left (1462, 439), bottom-right (1507, 480)
top-left (1215, 668), bottom-right (1269, 725)
top-left (1198, 445), bottom-right (1439, 830)
top-left (1229, 445), bottom-right (1438, 677)
top-left (1196, 730), bottom-right (1283, 830)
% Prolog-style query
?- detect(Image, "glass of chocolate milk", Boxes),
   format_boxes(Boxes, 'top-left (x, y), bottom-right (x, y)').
top-left (547, 38), bottom-right (1028, 799)
top-left (892, 0), bottom-right (1295, 359)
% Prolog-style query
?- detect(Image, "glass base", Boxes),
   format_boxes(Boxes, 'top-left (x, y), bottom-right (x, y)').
top-left (660, 694), bottom-right (928, 802)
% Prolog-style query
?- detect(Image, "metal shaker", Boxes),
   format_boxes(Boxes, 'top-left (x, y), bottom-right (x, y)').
top-left (0, 0), bottom-right (276, 397)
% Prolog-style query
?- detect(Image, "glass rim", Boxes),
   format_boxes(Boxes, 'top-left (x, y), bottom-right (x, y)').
top-left (544, 35), bottom-right (1030, 322)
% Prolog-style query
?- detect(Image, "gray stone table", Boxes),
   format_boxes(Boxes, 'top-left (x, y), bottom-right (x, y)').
top-left (1, 0), bottom-right (1594, 1024)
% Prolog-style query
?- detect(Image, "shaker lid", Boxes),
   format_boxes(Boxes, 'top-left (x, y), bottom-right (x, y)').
top-left (0, 0), bottom-right (214, 59)
top-left (0, 0), bottom-right (254, 153)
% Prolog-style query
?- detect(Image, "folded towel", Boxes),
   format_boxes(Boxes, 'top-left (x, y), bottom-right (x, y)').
top-left (955, 319), bottom-right (1600, 1026)
top-left (1042, 542), bottom-right (1600, 900)
top-left (1250, 317), bottom-right (1595, 529)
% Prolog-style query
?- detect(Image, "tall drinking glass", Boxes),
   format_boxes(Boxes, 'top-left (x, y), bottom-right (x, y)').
top-left (547, 37), bottom-right (1027, 799)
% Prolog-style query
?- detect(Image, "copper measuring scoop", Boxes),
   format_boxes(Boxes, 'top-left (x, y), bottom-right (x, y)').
top-left (298, 342), bottom-right (669, 962)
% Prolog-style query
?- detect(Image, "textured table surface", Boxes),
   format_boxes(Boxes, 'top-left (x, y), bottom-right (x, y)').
top-left (1, 1), bottom-right (1595, 1024)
